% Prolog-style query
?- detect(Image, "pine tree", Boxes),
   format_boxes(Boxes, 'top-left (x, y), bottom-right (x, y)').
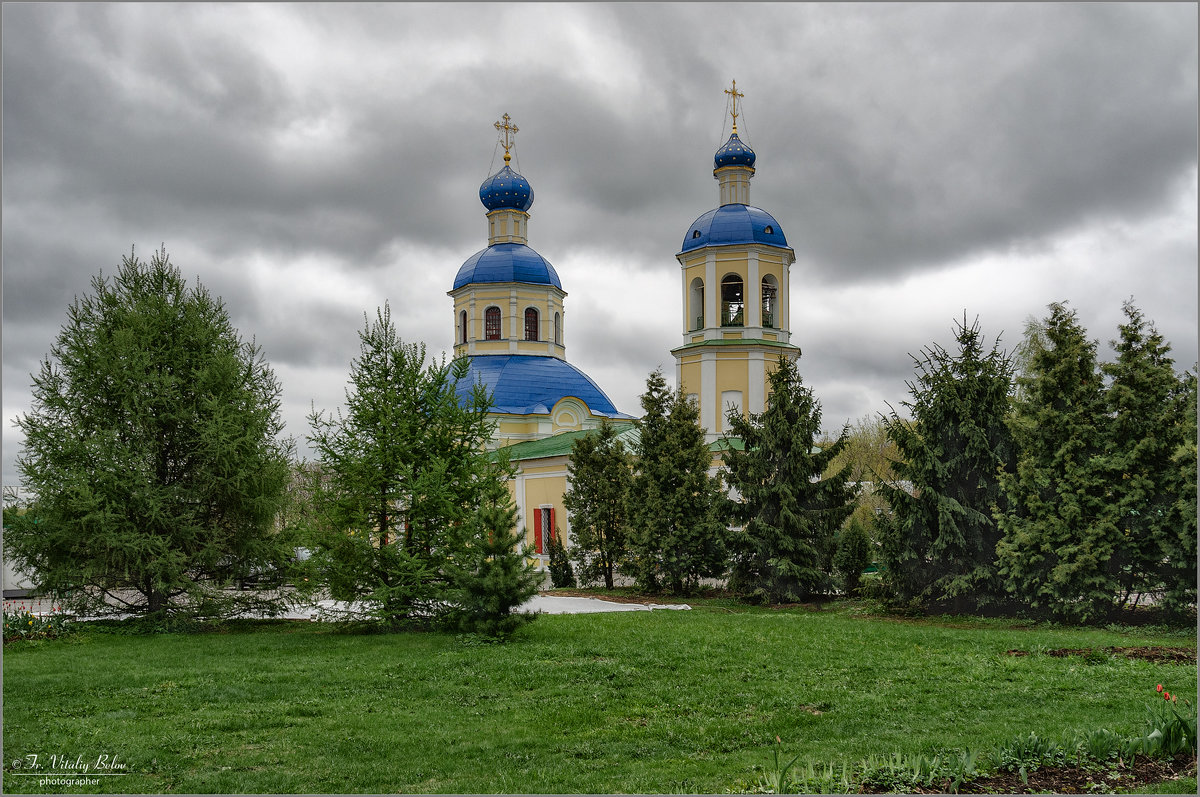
top-left (996, 302), bottom-right (1117, 622)
top-left (723, 355), bottom-right (856, 603)
top-left (877, 317), bottom-right (1016, 612)
top-left (304, 304), bottom-right (497, 625)
top-left (627, 370), bottom-right (728, 595)
top-left (562, 418), bottom-right (631, 589)
top-left (448, 460), bottom-right (541, 638)
top-left (1100, 301), bottom-right (1186, 607)
top-left (10, 248), bottom-right (293, 618)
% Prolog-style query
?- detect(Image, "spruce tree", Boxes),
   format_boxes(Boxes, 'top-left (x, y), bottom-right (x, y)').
top-left (627, 370), bottom-right (728, 595)
top-left (1100, 301), bottom-right (1186, 607)
top-left (10, 248), bottom-right (293, 618)
top-left (723, 355), bottom-right (856, 603)
top-left (877, 317), bottom-right (1016, 612)
top-left (996, 302), bottom-right (1117, 622)
top-left (1163, 369), bottom-right (1197, 614)
top-left (562, 418), bottom-right (631, 589)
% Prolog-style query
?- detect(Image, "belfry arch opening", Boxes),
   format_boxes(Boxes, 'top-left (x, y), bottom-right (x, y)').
top-left (689, 277), bottom-right (704, 330)
top-left (761, 275), bottom-right (778, 329)
top-left (721, 274), bottom-right (744, 327)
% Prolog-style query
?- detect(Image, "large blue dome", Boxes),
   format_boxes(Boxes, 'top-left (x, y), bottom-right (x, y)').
top-left (455, 355), bottom-right (626, 417)
top-left (714, 131), bottom-right (756, 169)
top-left (453, 243), bottom-right (562, 290)
top-left (479, 165), bottom-right (534, 212)
top-left (681, 204), bottom-right (788, 252)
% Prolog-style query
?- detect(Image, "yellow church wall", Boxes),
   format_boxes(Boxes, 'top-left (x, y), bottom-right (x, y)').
top-left (449, 283), bottom-right (567, 359)
top-left (515, 458), bottom-right (572, 561)
top-left (714, 356), bottom-right (751, 434)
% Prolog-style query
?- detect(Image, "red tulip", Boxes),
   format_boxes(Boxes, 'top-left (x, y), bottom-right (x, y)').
top-left (1157, 684), bottom-right (1164, 693)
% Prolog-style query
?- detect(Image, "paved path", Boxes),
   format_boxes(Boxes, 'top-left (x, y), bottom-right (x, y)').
top-left (6, 594), bottom-right (690, 620)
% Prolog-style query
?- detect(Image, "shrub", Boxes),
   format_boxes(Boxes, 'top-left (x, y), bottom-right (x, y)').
top-left (833, 517), bottom-right (872, 597)
top-left (547, 528), bottom-right (576, 588)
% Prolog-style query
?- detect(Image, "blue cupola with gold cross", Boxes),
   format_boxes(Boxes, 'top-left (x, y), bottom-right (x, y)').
top-left (449, 113), bottom-right (629, 450)
top-left (673, 81), bottom-right (799, 442)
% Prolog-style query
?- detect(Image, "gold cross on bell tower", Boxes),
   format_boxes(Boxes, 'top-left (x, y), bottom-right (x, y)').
top-left (495, 113), bottom-right (519, 164)
top-left (725, 80), bottom-right (744, 134)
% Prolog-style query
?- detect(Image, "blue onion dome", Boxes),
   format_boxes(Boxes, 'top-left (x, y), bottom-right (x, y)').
top-left (681, 204), bottom-right (787, 253)
top-left (454, 355), bottom-right (626, 417)
top-left (714, 131), bottom-right (756, 169)
top-left (453, 243), bottom-right (561, 290)
top-left (479, 165), bottom-right (534, 211)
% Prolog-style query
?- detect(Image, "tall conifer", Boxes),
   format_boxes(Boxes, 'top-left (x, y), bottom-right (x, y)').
top-left (878, 317), bottom-right (1015, 612)
top-left (1100, 301), bottom-right (1186, 607)
top-left (996, 302), bottom-right (1116, 622)
top-left (626, 370), bottom-right (727, 594)
top-left (723, 355), bottom-right (855, 603)
top-left (563, 418), bottom-right (632, 589)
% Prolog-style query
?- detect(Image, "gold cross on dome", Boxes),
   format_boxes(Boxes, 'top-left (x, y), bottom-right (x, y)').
top-left (725, 80), bottom-right (744, 133)
top-left (494, 113), bottom-right (519, 163)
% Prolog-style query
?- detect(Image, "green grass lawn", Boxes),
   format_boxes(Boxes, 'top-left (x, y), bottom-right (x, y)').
top-left (2, 600), bottom-right (1195, 794)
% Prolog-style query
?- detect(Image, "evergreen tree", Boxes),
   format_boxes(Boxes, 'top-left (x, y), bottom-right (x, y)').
top-left (1100, 301), bottom-right (1187, 607)
top-left (447, 460), bottom-right (541, 638)
top-left (10, 248), bottom-right (293, 618)
top-left (1163, 369), bottom-right (1197, 614)
top-left (723, 355), bottom-right (856, 603)
top-left (877, 317), bottom-right (1016, 612)
top-left (304, 304), bottom-right (496, 625)
top-left (627, 370), bottom-right (728, 594)
top-left (546, 528), bottom-right (576, 588)
top-left (833, 516), bottom-right (873, 597)
top-left (996, 302), bottom-right (1117, 622)
top-left (562, 419), bottom-right (630, 589)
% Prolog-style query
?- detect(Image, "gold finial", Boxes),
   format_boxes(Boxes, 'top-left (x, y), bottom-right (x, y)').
top-left (494, 113), bottom-right (519, 164)
top-left (724, 80), bottom-right (744, 134)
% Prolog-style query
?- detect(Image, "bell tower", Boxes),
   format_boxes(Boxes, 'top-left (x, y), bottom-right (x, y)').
top-left (672, 82), bottom-right (799, 441)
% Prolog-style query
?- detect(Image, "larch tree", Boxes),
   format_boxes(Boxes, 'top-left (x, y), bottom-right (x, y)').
top-left (10, 248), bottom-right (293, 618)
top-left (723, 355), bottom-right (856, 603)
top-left (303, 304), bottom-right (497, 626)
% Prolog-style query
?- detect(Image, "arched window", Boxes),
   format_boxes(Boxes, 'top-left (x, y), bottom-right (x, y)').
top-left (524, 307), bottom-right (539, 341)
top-left (554, 312), bottom-right (562, 345)
top-left (485, 307), bottom-right (501, 340)
top-left (459, 310), bottom-right (468, 343)
top-left (721, 274), bottom-right (744, 327)
top-left (761, 275), bottom-right (778, 329)
top-left (689, 277), bottom-right (704, 331)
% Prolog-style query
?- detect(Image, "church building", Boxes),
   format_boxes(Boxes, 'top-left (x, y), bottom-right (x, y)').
top-left (674, 81), bottom-right (799, 441)
top-left (452, 86), bottom-right (797, 568)
top-left (450, 114), bottom-right (633, 564)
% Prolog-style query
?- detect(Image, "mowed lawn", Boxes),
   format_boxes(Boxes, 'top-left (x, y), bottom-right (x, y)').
top-left (2, 602), bottom-right (1196, 794)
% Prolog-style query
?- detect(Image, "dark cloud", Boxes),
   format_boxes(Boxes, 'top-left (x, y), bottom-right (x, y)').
top-left (4, 2), bottom-right (1196, 487)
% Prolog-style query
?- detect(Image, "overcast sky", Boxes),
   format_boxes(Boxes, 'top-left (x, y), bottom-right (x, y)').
top-left (3, 2), bottom-right (1197, 492)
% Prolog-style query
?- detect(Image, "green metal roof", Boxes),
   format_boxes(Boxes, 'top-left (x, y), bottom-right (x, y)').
top-left (499, 423), bottom-right (639, 462)
top-left (499, 422), bottom-right (745, 463)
